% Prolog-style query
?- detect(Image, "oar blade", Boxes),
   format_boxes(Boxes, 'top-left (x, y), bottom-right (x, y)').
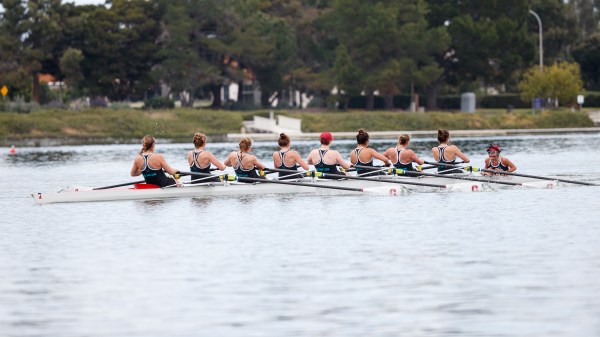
top-left (362, 185), bottom-right (410, 196)
top-left (521, 180), bottom-right (558, 189)
top-left (445, 182), bottom-right (484, 192)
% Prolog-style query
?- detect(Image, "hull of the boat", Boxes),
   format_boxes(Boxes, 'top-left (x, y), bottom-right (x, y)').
top-left (31, 174), bottom-right (556, 204)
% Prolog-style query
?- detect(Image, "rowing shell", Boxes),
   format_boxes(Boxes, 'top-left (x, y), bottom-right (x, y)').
top-left (31, 174), bottom-right (557, 204)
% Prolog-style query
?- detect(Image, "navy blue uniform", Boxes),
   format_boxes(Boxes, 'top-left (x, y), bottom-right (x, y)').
top-left (141, 154), bottom-right (176, 187)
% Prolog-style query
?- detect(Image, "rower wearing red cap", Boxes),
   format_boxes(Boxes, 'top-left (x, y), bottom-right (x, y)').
top-left (483, 144), bottom-right (516, 175)
top-left (306, 131), bottom-right (351, 175)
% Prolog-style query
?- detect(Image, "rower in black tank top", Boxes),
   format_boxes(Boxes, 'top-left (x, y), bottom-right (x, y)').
top-left (314, 149), bottom-right (339, 177)
top-left (276, 150), bottom-right (299, 180)
top-left (394, 149), bottom-right (415, 171)
top-left (141, 154), bottom-right (176, 187)
top-left (354, 148), bottom-right (383, 176)
top-left (436, 146), bottom-right (461, 174)
top-left (190, 150), bottom-right (218, 183)
top-left (234, 152), bottom-right (264, 182)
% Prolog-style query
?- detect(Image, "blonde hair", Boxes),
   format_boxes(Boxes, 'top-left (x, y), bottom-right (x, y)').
top-left (239, 137), bottom-right (252, 152)
top-left (193, 133), bottom-right (206, 148)
top-left (140, 135), bottom-right (155, 154)
top-left (398, 134), bottom-right (410, 145)
top-left (278, 133), bottom-right (290, 147)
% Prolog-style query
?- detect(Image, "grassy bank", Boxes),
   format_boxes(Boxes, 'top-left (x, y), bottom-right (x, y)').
top-left (0, 108), bottom-right (594, 143)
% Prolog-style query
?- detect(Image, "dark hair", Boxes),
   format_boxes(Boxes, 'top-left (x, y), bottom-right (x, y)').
top-left (193, 133), bottom-right (206, 148)
top-left (320, 137), bottom-right (331, 145)
top-left (140, 135), bottom-right (155, 154)
top-left (437, 129), bottom-right (449, 143)
top-left (398, 134), bottom-right (410, 145)
top-left (278, 133), bottom-right (290, 147)
top-left (356, 128), bottom-right (369, 145)
top-left (239, 137), bottom-right (252, 152)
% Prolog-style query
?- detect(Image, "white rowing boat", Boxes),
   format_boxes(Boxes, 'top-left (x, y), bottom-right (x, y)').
top-left (31, 173), bottom-right (559, 204)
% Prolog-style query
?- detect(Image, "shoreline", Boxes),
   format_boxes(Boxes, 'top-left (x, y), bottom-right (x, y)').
top-left (2, 127), bottom-right (600, 147)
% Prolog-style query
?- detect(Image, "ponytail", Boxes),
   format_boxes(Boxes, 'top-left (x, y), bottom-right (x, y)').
top-left (239, 137), bottom-right (252, 152)
top-left (356, 128), bottom-right (369, 145)
top-left (193, 133), bottom-right (206, 148)
top-left (437, 129), bottom-right (449, 143)
top-left (140, 135), bottom-right (155, 154)
top-left (278, 133), bottom-right (290, 147)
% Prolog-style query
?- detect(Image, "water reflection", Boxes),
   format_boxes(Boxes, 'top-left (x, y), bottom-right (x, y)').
top-left (3, 151), bottom-right (76, 166)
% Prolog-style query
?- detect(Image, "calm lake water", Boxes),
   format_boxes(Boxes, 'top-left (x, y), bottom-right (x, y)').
top-left (1, 134), bottom-right (600, 337)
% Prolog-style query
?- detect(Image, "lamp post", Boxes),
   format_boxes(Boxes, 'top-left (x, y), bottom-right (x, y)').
top-left (529, 10), bottom-right (543, 72)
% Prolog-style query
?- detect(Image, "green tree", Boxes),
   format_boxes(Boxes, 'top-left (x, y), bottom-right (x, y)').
top-left (58, 47), bottom-right (84, 102)
top-left (75, 0), bottom-right (163, 101)
top-left (572, 33), bottom-right (600, 89)
top-left (0, 0), bottom-right (29, 99)
top-left (426, 0), bottom-right (535, 108)
top-left (519, 62), bottom-right (583, 107)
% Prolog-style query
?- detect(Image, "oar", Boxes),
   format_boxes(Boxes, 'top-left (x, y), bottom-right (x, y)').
top-left (423, 161), bottom-right (597, 186)
top-left (419, 161), bottom-right (464, 171)
top-left (229, 176), bottom-right (408, 195)
top-left (93, 180), bottom-right (146, 190)
top-left (265, 167), bottom-right (448, 189)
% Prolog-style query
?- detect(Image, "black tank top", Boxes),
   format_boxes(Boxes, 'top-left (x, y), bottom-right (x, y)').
top-left (436, 146), bottom-right (461, 174)
top-left (394, 148), bottom-right (415, 171)
top-left (277, 150), bottom-right (299, 180)
top-left (141, 154), bottom-right (175, 187)
top-left (314, 149), bottom-right (339, 175)
top-left (486, 158), bottom-right (510, 171)
top-left (190, 150), bottom-right (217, 183)
top-left (234, 152), bottom-right (264, 182)
top-left (354, 147), bottom-right (381, 177)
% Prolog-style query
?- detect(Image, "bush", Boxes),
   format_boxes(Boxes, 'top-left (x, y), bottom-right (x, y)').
top-left (144, 96), bottom-right (175, 109)
top-left (480, 94), bottom-right (530, 109)
top-left (582, 92), bottom-right (600, 107)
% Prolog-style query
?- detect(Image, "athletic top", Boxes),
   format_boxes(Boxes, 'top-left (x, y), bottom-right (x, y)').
top-left (314, 149), bottom-right (339, 175)
top-left (190, 150), bottom-right (217, 183)
top-left (486, 158), bottom-right (510, 171)
top-left (354, 147), bottom-right (381, 177)
top-left (393, 148), bottom-right (415, 171)
top-left (277, 150), bottom-right (299, 180)
top-left (141, 154), bottom-right (175, 187)
top-left (234, 152), bottom-right (263, 182)
top-left (436, 145), bottom-right (461, 174)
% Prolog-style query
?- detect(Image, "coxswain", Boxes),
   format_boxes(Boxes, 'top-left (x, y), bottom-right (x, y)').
top-left (350, 129), bottom-right (392, 176)
top-left (273, 133), bottom-right (309, 180)
top-left (131, 135), bottom-right (181, 187)
top-left (187, 133), bottom-right (226, 183)
top-left (431, 129), bottom-right (470, 174)
top-left (483, 143), bottom-right (516, 175)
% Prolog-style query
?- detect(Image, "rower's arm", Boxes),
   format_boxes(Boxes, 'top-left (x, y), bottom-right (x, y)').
top-left (371, 149), bottom-right (392, 166)
top-left (208, 153), bottom-right (226, 171)
top-left (431, 147), bottom-right (439, 161)
top-left (293, 151), bottom-right (310, 171)
top-left (130, 158), bottom-right (142, 177)
top-left (306, 151), bottom-right (315, 165)
top-left (250, 156), bottom-right (266, 170)
top-left (223, 153), bottom-right (233, 167)
top-left (504, 158), bottom-right (517, 172)
top-left (409, 150), bottom-right (425, 165)
top-left (454, 147), bottom-right (470, 163)
top-left (335, 152), bottom-right (352, 170)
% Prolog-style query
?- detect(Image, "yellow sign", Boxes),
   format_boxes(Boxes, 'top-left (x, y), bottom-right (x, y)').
top-left (0, 85), bottom-right (7, 97)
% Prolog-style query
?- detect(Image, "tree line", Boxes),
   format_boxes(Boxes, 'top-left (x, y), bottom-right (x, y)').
top-left (0, 0), bottom-right (599, 110)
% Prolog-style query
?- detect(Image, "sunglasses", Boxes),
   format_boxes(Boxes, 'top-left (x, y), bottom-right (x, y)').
top-left (487, 150), bottom-right (497, 154)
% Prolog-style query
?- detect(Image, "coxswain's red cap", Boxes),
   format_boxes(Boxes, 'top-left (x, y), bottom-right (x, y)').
top-left (320, 132), bottom-right (334, 142)
top-left (487, 144), bottom-right (501, 153)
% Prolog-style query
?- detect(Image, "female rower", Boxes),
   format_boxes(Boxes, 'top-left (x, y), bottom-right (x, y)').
top-left (306, 132), bottom-right (351, 176)
top-left (224, 137), bottom-right (267, 182)
top-left (431, 129), bottom-right (470, 174)
top-left (350, 129), bottom-right (392, 176)
top-left (383, 133), bottom-right (425, 171)
top-left (187, 132), bottom-right (226, 183)
top-left (273, 133), bottom-right (309, 180)
top-left (483, 143), bottom-right (516, 175)
top-left (130, 135), bottom-right (181, 187)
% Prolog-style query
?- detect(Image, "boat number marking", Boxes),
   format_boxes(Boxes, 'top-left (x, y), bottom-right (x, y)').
top-left (471, 185), bottom-right (479, 192)
top-left (389, 188), bottom-right (397, 196)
